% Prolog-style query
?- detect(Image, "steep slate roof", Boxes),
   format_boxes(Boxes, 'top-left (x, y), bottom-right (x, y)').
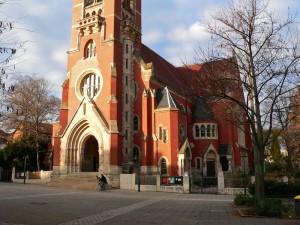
top-left (140, 44), bottom-right (236, 99)
top-left (192, 98), bottom-right (215, 121)
top-left (140, 44), bottom-right (197, 96)
top-left (156, 87), bottom-right (183, 110)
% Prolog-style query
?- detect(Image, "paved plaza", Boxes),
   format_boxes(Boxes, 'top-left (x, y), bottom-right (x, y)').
top-left (0, 183), bottom-right (299, 225)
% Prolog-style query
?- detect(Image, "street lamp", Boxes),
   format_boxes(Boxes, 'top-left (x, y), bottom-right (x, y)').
top-left (23, 155), bottom-right (29, 184)
top-left (134, 154), bottom-right (140, 192)
top-left (240, 152), bottom-right (247, 197)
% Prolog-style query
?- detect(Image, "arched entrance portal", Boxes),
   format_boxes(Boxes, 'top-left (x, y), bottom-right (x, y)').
top-left (82, 136), bottom-right (99, 172)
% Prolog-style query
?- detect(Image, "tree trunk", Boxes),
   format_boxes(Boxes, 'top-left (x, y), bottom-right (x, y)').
top-left (36, 148), bottom-right (40, 171)
top-left (254, 144), bottom-right (265, 204)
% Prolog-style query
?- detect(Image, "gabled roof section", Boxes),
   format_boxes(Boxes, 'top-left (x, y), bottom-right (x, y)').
top-left (178, 57), bottom-right (244, 101)
top-left (178, 138), bottom-right (192, 155)
top-left (140, 44), bottom-right (240, 101)
top-left (156, 87), bottom-right (183, 110)
top-left (140, 44), bottom-right (197, 95)
top-left (192, 97), bottom-right (215, 121)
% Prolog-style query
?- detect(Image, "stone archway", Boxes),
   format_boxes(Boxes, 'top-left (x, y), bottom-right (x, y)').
top-left (82, 136), bottom-right (99, 172)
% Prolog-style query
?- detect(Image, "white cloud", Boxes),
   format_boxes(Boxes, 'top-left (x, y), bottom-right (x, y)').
top-left (142, 30), bottom-right (165, 45)
top-left (23, 3), bottom-right (49, 17)
top-left (51, 45), bottom-right (68, 66)
top-left (168, 22), bottom-right (210, 43)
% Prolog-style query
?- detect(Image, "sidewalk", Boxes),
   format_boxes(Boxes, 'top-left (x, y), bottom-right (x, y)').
top-left (0, 183), bottom-right (299, 225)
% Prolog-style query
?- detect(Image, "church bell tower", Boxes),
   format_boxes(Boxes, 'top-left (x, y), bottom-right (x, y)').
top-left (52, 0), bottom-right (142, 175)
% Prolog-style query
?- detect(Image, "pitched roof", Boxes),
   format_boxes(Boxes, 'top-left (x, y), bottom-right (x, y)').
top-left (140, 44), bottom-right (236, 99)
top-left (192, 97), bottom-right (215, 121)
top-left (140, 44), bottom-right (197, 96)
top-left (156, 87), bottom-right (183, 110)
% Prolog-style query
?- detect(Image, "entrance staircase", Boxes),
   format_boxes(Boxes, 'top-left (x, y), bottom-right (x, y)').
top-left (46, 172), bottom-right (99, 190)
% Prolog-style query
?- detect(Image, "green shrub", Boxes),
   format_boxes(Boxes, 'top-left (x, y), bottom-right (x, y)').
top-left (248, 180), bottom-right (300, 197)
top-left (255, 198), bottom-right (282, 217)
top-left (294, 171), bottom-right (300, 178)
top-left (281, 203), bottom-right (297, 219)
top-left (234, 193), bottom-right (254, 206)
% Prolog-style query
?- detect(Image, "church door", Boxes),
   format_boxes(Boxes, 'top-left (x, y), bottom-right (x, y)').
top-left (82, 136), bottom-right (99, 172)
top-left (207, 160), bottom-right (216, 177)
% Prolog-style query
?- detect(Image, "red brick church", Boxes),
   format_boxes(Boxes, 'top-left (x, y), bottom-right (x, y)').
top-left (52, 0), bottom-right (252, 182)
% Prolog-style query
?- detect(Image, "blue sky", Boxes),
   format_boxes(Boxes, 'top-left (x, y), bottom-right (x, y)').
top-left (2, 0), bottom-right (299, 96)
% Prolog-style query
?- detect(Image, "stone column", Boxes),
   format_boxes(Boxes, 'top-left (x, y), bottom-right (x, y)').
top-left (218, 171), bottom-right (225, 194)
top-left (183, 172), bottom-right (190, 194)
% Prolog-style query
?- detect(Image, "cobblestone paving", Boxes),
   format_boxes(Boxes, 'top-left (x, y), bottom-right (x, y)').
top-left (58, 198), bottom-right (162, 225)
top-left (0, 183), bottom-right (299, 225)
top-left (0, 192), bottom-right (80, 201)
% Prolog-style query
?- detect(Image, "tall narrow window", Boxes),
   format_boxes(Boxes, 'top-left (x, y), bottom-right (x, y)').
top-left (158, 126), bottom-right (163, 140)
top-left (161, 158), bottom-right (167, 176)
top-left (179, 125), bottom-right (185, 141)
top-left (195, 125), bottom-right (200, 138)
top-left (196, 158), bottom-right (201, 170)
top-left (133, 115), bottom-right (139, 132)
top-left (200, 125), bottom-right (205, 137)
top-left (163, 129), bottom-right (167, 143)
top-left (212, 125), bottom-right (216, 137)
top-left (207, 125), bottom-right (211, 137)
top-left (134, 83), bottom-right (138, 99)
top-left (85, 40), bottom-right (96, 58)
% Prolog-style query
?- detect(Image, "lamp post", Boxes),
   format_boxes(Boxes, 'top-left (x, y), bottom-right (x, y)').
top-left (240, 152), bottom-right (247, 197)
top-left (134, 155), bottom-right (140, 192)
top-left (23, 155), bottom-right (29, 184)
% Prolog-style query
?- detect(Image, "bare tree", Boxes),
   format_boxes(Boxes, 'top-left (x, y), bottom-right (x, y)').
top-left (0, 0), bottom-right (26, 85)
top-left (193, 0), bottom-right (300, 203)
top-left (3, 75), bottom-right (60, 171)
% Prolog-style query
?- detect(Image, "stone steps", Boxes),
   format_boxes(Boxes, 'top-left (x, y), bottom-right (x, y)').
top-left (46, 172), bottom-right (99, 190)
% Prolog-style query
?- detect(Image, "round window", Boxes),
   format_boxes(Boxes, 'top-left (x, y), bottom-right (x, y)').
top-left (79, 73), bottom-right (102, 99)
